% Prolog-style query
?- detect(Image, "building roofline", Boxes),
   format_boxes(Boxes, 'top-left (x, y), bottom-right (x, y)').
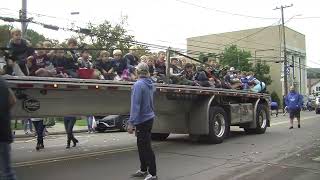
top-left (187, 25), bottom-right (305, 40)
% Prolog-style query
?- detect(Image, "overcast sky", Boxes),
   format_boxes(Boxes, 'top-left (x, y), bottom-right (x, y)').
top-left (1, 0), bottom-right (320, 67)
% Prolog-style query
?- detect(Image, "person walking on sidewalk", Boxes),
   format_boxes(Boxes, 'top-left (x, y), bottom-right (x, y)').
top-left (31, 118), bottom-right (45, 151)
top-left (86, 116), bottom-right (95, 133)
top-left (127, 62), bottom-right (158, 180)
top-left (23, 119), bottom-right (33, 135)
top-left (285, 86), bottom-right (303, 129)
top-left (0, 76), bottom-right (17, 180)
top-left (64, 116), bottom-right (78, 149)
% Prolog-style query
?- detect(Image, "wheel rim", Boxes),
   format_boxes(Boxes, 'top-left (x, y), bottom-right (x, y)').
top-left (122, 119), bottom-right (128, 129)
top-left (258, 110), bottom-right (267, 129)
top-left (213, 114), bottom-right (226, 138)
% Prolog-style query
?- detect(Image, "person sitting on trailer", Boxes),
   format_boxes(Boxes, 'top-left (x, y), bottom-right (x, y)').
top-left (169, 57), bottom-right (182, 76)
top-left (26, 42), bottom-right (57, 77)
top-left (111, 49), bottom-right (127, 81)
top-left (64, 38), bottom-right (80, 78)
top-left (51, 47), bottom-right (71, 78)
top-left (248, 73), bottom-right (266, 93)
top-left (124, 45), bottom-right (140, 70)
top-left (155, 51), bottom-right (166, 76)
top-left (7, 28), bottom-right (34, 76)
top-left (1, 54), bottom-right (15, 76)
top-left (175, 63), bottom-right (197, 86)
top-left (240, 71), bottom-right (250, 90)
top-left (205, 65), bottom-right (222, 88)
top-left (95, 50), bottom-right (114, 80)
top-left (194, 68), bottom-right (211, 87)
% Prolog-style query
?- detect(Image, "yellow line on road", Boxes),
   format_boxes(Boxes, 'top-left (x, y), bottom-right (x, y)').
top-left (13, 142), bottom-right (164, 167)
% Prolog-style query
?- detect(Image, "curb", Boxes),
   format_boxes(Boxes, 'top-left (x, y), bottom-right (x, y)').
top-left (13, 129), bottom-right (88, 138)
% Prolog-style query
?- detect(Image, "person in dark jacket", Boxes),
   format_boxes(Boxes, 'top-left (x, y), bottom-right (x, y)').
top-left (95, 50), bottom-right (114, 80)
top-left (285, 86), bottom-right (303, 129)
top-left (0, 77), bottom-right (17, 180)
top-left (128, 62), bottom-right (158, 180)
top-left (111, 49), bottom-right (127, 78)
top-left (7, 28), bottom-right (34, 76)
top-left (124, 46), bottom-right (139, 70)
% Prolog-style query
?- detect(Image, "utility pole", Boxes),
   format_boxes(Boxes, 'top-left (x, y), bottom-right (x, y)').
top-left (20, 0), bottom-right (27, 38)
top-left (274, 4), bottom-right (293, 96)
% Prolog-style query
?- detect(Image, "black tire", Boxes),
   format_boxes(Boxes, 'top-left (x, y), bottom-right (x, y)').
top-left (151, 133), bottom-right (170, 141)
top-left (207, 106), bottom-right (230, 144)
top-left (118, 116), bottom-right (129, 132)
top-left (316, 109), bottom-right (320, 114)
top-left (244, 104), bottom-right (268, 134)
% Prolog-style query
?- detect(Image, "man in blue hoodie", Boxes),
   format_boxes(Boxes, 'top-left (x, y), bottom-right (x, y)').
top-left (128, 62), bottom-right (157, 180)
top-left (285, 86), bottom-right (303, 129)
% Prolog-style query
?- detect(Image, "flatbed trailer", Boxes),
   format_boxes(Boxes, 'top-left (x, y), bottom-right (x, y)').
top-left (5, 75), bottom-right (270, 144)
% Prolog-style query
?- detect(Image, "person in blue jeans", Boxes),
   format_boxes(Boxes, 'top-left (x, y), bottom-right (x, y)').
top-left (0, 77), bottom-right (17, 180)
top-left (64, 116), bottom-right (78, 149)
top-left (31, 118), bottom-right (45, 151)
top-left (128, 62), bottom-right (158, 180)
top-left (285, 86), bottom-right (303, 129)
top-left (23, 118), bottom-right (33, 134)
top-left (86, 116), bottom-right (95, 133)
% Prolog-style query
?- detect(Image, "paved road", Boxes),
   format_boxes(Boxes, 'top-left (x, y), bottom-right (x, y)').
top-left (12, 111), bottom-right (320, 180)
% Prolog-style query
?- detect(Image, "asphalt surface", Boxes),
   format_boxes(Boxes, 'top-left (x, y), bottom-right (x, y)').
top-left (11, 111), bottom-right (320, 180)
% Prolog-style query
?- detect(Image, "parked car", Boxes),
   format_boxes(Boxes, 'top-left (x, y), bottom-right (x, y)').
top-left (315, 97), bottom-right (320, 114)
top-left (95, 115), bottom-right (129, 132)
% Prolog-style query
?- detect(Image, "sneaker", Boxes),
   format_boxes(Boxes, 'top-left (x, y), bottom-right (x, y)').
top-left (131, 170), bottom-right (148, 177)
top-left (289, 126), bottom-right (293, 129)
top-left (144, 174), bottom-right (158, 180)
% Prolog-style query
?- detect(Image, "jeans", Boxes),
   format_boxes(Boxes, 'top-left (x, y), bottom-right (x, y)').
top-left (136, 119), bottom-right (156, 176)
top-left (0, 143), bottom-right (16, 180)
top-left (32, 120), bottom-right (44, 144)
top-left (64, 117), bottom-right (77, 141)
top-left (87, 116), bottom-right (94, 132)
top-left (23, 119), bottom-right (33, 132)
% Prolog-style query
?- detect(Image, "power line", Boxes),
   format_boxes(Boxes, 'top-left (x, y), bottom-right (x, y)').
top-left (2, 8), bottom-right (286, 52)
top-left (218, 20), bottom-right (281, 49)
top-left (175, 0), bottom-right (277, 20)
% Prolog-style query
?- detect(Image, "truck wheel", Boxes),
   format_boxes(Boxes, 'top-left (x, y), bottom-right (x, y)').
top-left (151, 133), bottom-right (170, 141)
top-left (208, 106), bottom-right (229, 144)
top-left (244, 104), bottom-right (268, 134)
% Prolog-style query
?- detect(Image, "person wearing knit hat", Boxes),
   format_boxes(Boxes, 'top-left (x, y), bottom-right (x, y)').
top-left (128, 62), bottom-right (158, 180)
top-left (135, 62), bottom-right (150, 76)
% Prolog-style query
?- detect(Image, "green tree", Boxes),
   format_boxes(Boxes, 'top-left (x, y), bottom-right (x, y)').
top-left (74, 18), bottom-right (148, 60)
top-left (253, 62), bottom-right (272, 85)
top-left (0, 25), bottom-right (12, 56)
top-left (198, 52), bottom-right (217, 63)
top-left (220, 45), bottom-right (253, 72)
top-left (25, 29), bottom-right (46, 46)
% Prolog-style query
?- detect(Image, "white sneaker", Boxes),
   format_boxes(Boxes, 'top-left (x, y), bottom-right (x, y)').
top-left (144, 174), bottom-right (158, 180)
top-left (131, 170), bottom-right (148, 177)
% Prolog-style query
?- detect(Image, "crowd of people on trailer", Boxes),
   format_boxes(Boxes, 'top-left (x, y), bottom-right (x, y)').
top-left (0, 28), bottom-right (266, 93)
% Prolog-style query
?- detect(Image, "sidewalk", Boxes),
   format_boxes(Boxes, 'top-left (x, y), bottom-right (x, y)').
top-left (13, 122), bottom-right (88, 138)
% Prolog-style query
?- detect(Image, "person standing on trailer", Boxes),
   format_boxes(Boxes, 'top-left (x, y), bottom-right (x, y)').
top-left (127, 62), bottom-right (158, 180)
top-left (0, 76), bottom-right (17, 180)
top-left (285, 86), bottom-right (303, 129)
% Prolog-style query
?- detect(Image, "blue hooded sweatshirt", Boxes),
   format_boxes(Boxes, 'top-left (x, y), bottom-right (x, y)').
top-left (285, 91), bottom-right (303, 111)
top-left (129, 77), bottom-right (155, 125)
